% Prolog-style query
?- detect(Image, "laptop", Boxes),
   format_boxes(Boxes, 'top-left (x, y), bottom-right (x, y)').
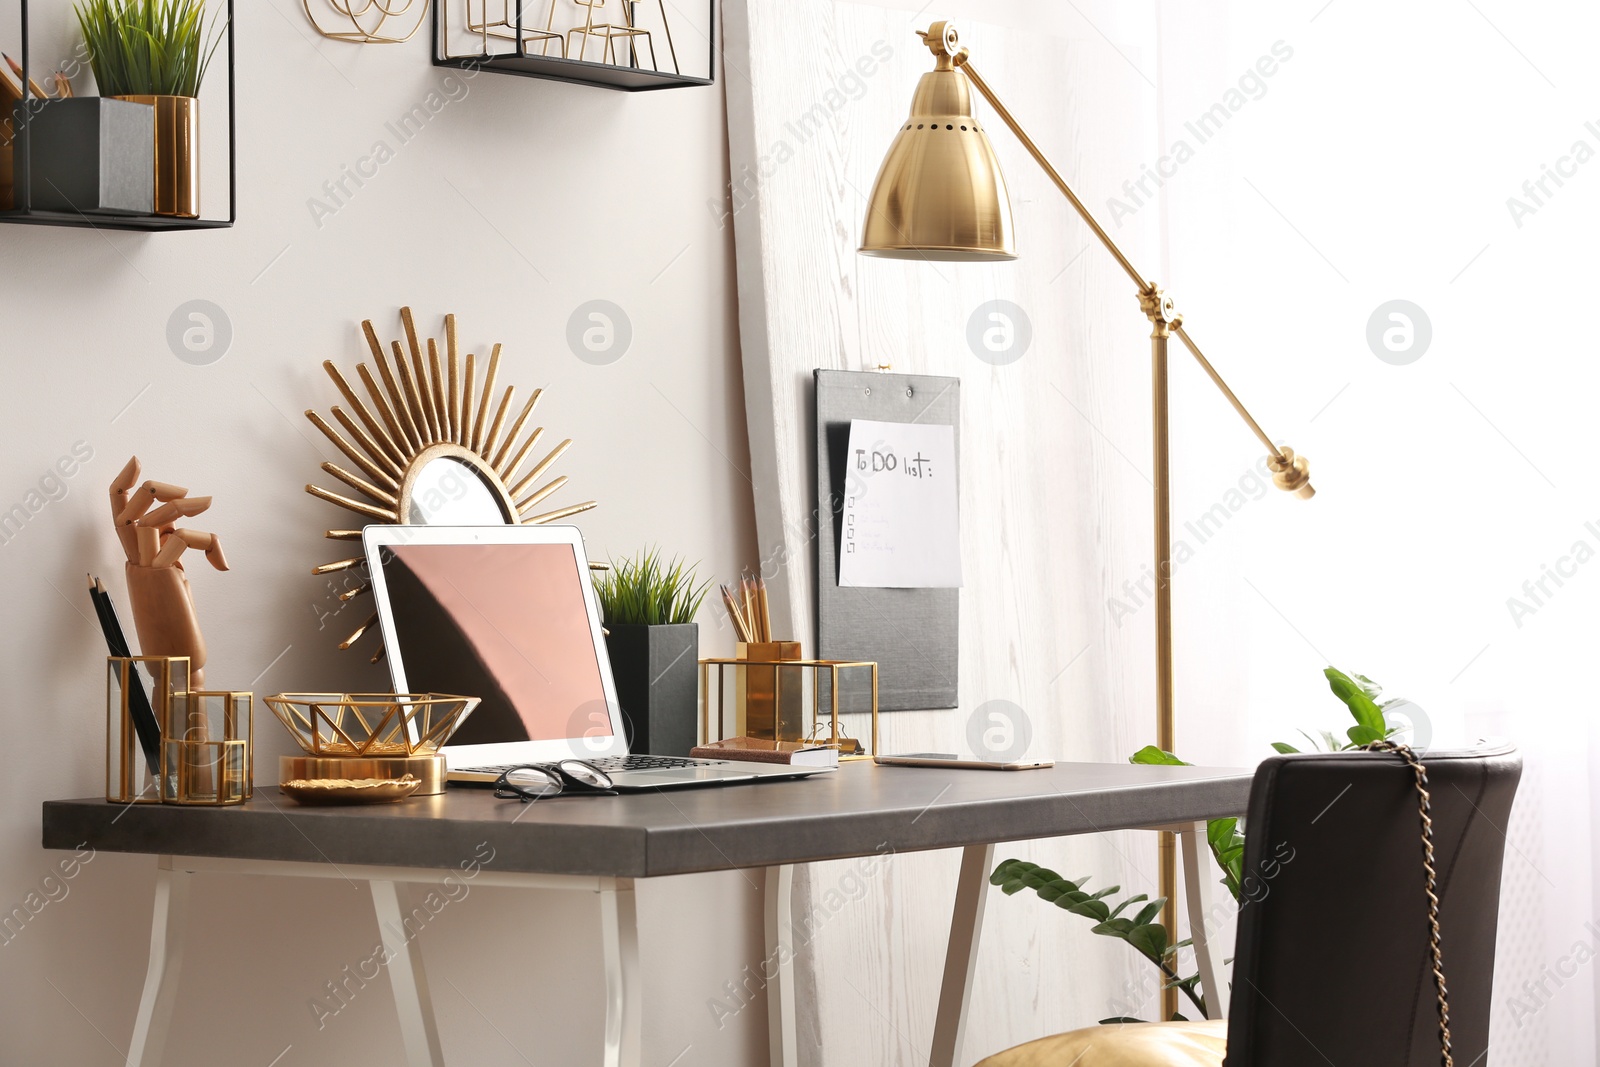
top-left (362, 524), bottom-right (832, 791)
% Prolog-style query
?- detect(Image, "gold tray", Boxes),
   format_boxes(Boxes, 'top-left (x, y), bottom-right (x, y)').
top-left (280, 775), bottom-right (422, 805)
top-left (279, 754), bottom-right (447, 795)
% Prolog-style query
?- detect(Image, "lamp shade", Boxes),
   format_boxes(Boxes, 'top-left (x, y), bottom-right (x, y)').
top-left (859, 61), bottom-right (1015, 261)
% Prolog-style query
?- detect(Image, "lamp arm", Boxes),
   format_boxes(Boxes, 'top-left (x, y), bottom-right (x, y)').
top-left (957, 55), bottom-right (1313, 497)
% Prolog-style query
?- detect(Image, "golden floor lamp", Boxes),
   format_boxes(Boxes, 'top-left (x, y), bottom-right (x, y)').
top-left (858, 22), bottom-right (1316, 1021)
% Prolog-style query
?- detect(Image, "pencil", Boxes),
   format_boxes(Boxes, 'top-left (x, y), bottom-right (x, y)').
top-left (3, 54), bottom-right (52, 100)
top-left (720, 584), bottom-right (752, 642)
top-left (0, 66), bottom-right (22, 107)
top-left (755, 579), bottom-right (770, 642)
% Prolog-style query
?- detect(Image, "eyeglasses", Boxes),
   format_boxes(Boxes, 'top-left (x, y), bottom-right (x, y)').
top-left (493, 760), bottom-right (616, 801)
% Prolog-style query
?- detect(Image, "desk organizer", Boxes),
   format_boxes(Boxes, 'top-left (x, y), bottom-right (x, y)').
top-left (107, 656), bottom-right (253, 805)
top-left (266, 693), bottom-right (480, 798)
top-left (107, 655), bottom-right (187, 804)
top-left (162, 690), bottom-right (252, 805)
top-left (700, 646), bottom-right (878, 760)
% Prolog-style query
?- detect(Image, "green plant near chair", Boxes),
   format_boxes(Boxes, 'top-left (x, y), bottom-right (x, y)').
top-left (992, 666), bottom-right (1409, 1022)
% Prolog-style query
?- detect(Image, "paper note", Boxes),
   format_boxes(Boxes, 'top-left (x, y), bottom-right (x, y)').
top-left (839, 419), bottom-right (961, 589)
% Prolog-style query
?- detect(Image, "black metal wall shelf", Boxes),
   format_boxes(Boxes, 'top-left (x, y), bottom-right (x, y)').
top-left (0, 209), bottom-right (232, 231)
top-left (432, 1), bottom-right (714, 92)
top-left (1, 0), bottom-right (236, 231)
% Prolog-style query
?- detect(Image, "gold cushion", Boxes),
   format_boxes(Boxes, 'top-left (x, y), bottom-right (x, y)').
top-left (974, 1020), bottom-right (1227, 1067)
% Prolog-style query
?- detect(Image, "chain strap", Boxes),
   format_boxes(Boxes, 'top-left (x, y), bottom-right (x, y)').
top-left (1365, 739), bottom-right (1453, 1067)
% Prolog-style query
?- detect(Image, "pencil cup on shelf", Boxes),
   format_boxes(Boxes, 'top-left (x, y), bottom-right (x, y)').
top-left (161, 690), bottom-right (252, 805)
top-left (106, 655), bottom-right (188, 804)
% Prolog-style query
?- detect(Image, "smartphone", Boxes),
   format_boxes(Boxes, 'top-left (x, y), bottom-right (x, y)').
top-left (873, 752), bottom-right (1054, 771)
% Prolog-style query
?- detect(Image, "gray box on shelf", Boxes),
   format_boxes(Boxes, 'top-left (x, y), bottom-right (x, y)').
top-left (14, 98), bottom-right (154, 215)
top-left (604, 623), bottom-right (699, 757)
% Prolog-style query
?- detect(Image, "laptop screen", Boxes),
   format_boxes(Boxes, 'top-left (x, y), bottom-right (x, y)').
top-left (378, 541), bottom-right (614, 747)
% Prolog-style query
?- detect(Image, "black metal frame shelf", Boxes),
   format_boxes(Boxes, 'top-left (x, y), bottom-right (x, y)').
top-left (432, 0), bottom-right (713, 92)
top-left (1, 0), bottom-right (236, 231)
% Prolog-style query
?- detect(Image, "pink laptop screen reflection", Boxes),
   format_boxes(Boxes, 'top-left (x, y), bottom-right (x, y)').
top-left (381, 542), bottom-right (613, 747)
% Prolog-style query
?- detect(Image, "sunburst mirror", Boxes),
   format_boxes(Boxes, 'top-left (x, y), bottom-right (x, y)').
top-left (305, 307), bottom-right (597, 657)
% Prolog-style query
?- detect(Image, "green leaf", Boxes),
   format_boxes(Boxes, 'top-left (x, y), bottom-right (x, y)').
top-left (1346, 724), bottom-right (1384, 747)
top-left (1100, 1017), bottom-right (1150, 1025)
top-left (1129, 745), bottom-right (1190, 766)
top-left (989, 859), bottom-right (1029, 886)
top-left (1325, 667), bottom-right (1386, 735)
top-left (1066, 900), bottom-right (1111, 921)
top-left (1091, 918), bottom-right (1135, 937)
top-left (1350, 673), bottom-right (1385, 700)
top-left (1126, 923), bottom-right (1168, 963)
top-left (1205, 817), bottom-right (1245, 902)
top-left (1107, 894), bottom-right (1148, 920)
top-left (1270, 741), bottom-right (1300, 754)
top-left (1132, 900), bottom-right (1164, 927)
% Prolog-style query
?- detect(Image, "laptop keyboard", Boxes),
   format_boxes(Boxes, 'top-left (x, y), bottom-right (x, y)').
top-left (460, 754), bottom-right (727, 775)
top-left (588, 754), bottom-right (728, 770)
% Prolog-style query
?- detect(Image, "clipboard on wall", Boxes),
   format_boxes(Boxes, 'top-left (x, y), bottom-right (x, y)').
top-left (814, 368), bottom-right (959, 712)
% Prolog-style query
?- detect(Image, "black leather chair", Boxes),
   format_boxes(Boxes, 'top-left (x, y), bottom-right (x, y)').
top-left (977, 743), bottom-right (1522, 1067)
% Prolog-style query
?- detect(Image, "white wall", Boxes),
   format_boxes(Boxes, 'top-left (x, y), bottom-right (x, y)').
top-left (0, 2), bottom-right (768, 1064)
top-left (729, 0), bottom-right (1598, 1065)
top-left (6, 0), bottom-right (1593, 1064)
top-left (1156, 1), bottom-right (1597, 1061)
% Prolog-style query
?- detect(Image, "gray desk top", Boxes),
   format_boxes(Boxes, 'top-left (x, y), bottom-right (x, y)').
top-left (42, 761), bottom-right (1252, 879)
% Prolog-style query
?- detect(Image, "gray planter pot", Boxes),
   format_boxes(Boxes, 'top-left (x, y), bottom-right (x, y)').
top-left (15, 97), bottom-right (153, 215)
top-left (604, 623), bottom-right (699, 757)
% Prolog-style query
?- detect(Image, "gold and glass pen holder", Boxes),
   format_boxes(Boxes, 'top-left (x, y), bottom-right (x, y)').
top-left (699, 642), bottom-right (879, 760)
top-left (106, 656), bottom-right (253, 806)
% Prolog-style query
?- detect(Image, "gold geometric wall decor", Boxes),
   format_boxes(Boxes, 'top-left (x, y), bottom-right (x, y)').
top-left (305, 307), bottom-right (597, 657)
top-left (303, 0), bottom-right (429, 44)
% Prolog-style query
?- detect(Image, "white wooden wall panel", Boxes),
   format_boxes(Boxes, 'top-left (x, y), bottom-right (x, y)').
top-left (724, 1), bottom-right (1170, 1062)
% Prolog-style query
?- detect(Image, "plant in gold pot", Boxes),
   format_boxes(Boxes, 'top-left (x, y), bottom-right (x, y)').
top-left (75, 0), bottom-right (226, 217)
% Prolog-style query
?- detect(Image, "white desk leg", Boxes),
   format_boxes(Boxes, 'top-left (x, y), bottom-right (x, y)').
top-left (126, 857), bottom-right (191, 1067)
top-left (599, 879), bottom-right (641, 1067)
top-left (371, 880), bottom-right (446, 1067)
top-left (764, 865), bottom-right (797, 1067)
top-left (1179, 823), bottom-right (1228, 1020)
top-left (929, 843), bottom-right (994, 1067)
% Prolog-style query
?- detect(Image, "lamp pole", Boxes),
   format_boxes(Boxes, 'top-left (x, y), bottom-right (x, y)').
top-left (926, 23), bottom-right (1314, 1020)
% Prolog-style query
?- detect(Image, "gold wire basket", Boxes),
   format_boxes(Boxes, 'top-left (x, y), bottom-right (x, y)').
top-left (265, 693), bottom-right (479, 758)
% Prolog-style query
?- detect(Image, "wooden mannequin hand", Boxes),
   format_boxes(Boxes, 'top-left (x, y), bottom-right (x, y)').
top-left (110, 456), bottom-right (228, 688)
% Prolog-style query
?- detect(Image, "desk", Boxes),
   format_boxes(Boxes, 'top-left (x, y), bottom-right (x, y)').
top-left (42, 761), bottom-right (1251, 1067)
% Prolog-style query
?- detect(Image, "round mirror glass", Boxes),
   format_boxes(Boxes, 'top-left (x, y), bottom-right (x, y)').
top-left (404, 456), bottom-right (507, 524)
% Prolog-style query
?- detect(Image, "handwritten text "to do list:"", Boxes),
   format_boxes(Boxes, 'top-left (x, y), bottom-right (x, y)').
top-left (840, 419), bottom-right (962, 589)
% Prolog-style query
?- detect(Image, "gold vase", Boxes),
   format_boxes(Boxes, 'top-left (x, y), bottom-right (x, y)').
top-left (114, 94), bottom-right (198, 218)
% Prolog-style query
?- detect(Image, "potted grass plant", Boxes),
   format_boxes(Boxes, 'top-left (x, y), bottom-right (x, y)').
top-left (593, 550), bottom-right (710, 757)
top-left (76, 0), bottom-right (226, 217)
